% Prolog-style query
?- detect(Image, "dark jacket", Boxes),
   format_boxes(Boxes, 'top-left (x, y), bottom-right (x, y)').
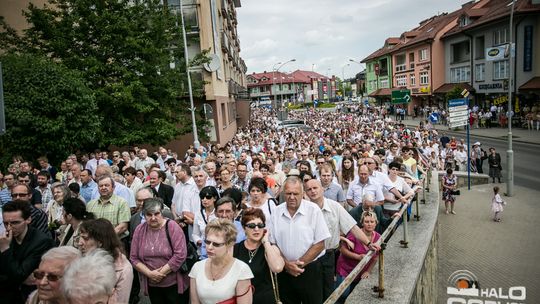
top-left (154, 183), bottom-right (174, 208)
top-left (0, 226), bottom-right (54, 303)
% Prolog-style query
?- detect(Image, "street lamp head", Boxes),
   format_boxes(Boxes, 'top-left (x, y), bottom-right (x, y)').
top-left (291, 59), bottom-right (296, 62)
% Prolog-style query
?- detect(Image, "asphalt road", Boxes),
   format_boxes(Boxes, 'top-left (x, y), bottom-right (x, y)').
top-left (441, 129), bottom-right (538, 190)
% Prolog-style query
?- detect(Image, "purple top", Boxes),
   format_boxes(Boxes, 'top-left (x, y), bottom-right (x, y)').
top-left (130, 220), bottom-right (188, 295)
top-left (336, 230), bottom-right (381, 282)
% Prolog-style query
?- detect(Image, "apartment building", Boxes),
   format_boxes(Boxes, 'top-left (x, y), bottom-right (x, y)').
top-left (1, 0), bottom-right (249, 152)
top-left (441, 0), bottom-right (540, 109)
top-left (247, 70), bottom-right (331, 105)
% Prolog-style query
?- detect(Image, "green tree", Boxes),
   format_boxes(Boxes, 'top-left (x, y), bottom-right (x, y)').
top-left (0, 53), bottom-right (100, 166)
top-left (0, 0), bottom-right (207, 147)
top-left (446, 86), bottom-right (464, 101)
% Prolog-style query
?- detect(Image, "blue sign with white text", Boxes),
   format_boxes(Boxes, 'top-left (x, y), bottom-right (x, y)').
top-left (448, 98), bottom-right (468, 107)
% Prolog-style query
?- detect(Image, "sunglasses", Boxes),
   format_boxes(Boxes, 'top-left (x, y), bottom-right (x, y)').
top-left (204, 239), bottom-right (226, 247)
top-left (11, 193), bottom-right (29, 198)
top-left (245, 223), bottom-right (265, 229)
top-left (33, 271), bottom-right (62, 282)
top-left (200, 195), bottom-right (215, 200)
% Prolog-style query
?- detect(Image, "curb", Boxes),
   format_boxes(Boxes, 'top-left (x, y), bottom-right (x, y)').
top-left (403, 123), bottom-right (540, 146)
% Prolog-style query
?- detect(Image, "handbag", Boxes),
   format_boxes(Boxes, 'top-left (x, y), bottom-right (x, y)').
top-left (269, 269), bottom-right (283, 304)
top-left (164, 219), bottom-right (199, 274)
top-left (216, 285), bottom-right (254, 304)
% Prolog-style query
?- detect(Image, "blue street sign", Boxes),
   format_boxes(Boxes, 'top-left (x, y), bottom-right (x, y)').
top-left (429, 113), bottom-right (439, 123)
top-left (448, 98), bottom-right (468, 107)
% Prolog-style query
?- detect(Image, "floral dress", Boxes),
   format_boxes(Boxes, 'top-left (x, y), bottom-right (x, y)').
top-left (442, 174), bottom-right (457, 203)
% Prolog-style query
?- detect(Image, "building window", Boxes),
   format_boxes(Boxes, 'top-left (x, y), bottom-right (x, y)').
top-left (410, 74), bottom-right (416, 86)
top-left (221, 103), bottom-right (227, 127)
top-left (379, 58), bottom-right (388, 76)
top-left (396, 75), bottom-right (407, 87)
top-left (459, 15), bottom-right (470, 27)
top-left (420, 72), bottom-right (429, 85)
top-left (380, 78), bottom-right (389, 88)
top-left (419, 49), bottom-right (428, 61)
top-left (369, 80), bottom-right (377, 91)
top-left (451, 40), bottom-right (470, 64)
top-left (409, 53), bottom-right (415, 69)
top-left (475, 64), bottom-right (485, 82)
top-left (493, 60), bottom-right (509, 80)
top-left (450, 66), bottom-right (470, 83)
top-left (493, 28), bottom-right (508, 46)
top-left (475, 36), bottom-right (485, 59)
top-left (395, 54), bottom-right (406, 72)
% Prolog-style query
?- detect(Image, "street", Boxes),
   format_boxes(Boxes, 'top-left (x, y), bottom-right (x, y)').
top-left (440, 129), bottom-right (539, 190)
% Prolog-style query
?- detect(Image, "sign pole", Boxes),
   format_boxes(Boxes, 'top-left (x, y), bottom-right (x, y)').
top-left (466, 98), bottom-right (471, 190)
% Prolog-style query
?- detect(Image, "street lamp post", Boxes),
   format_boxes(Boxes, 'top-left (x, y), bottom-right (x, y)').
top-left (272, 62), bottom-right (282, 110)
top-left (349, 59), bottom-right (364, 97)
top-left (507, 0), bottom-right (515, 196)
top-left (275, 59), bottom-right (296, 110)
top-left (177, 0), bottom-right (199, 149)
top-left (342, 63), bottom-right (350, 100)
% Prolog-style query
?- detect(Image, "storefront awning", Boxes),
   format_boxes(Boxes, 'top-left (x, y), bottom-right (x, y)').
top-left (368, 88), bottom-right (392, 97)
top-left (433, 83), bottom-right (475, 94)
top-left (519, 77), bottom-right (540, 91)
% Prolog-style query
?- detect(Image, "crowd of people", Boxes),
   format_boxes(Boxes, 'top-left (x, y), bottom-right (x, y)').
top-left (0, 104), bottom-right (505, 304)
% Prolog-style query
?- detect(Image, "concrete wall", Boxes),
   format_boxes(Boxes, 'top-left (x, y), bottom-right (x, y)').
top-left (437, 170), bottom-right (490, 187)
top-left (410, 224), bottom-right (438, 303)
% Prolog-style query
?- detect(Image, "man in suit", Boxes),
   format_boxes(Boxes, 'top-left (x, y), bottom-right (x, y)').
top-left (148, 170), bottom-right (174, 208)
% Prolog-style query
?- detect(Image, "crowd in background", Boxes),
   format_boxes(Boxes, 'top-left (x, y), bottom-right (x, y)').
top-left (0, 104), bottom-right (507, 304)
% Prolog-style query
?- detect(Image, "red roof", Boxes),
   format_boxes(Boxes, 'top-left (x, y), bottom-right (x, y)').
top-left (443, 0), bottom-right (540, 39)
top-left (246, 70), bottom-right (328, 88)
top-left (519, 77), bottom-right (540, 90)
top-left (368, 88), bottom-right (392, 97)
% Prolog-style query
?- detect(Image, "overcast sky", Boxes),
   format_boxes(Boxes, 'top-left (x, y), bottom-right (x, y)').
top-left (237, 0), bottom-right (464, 79)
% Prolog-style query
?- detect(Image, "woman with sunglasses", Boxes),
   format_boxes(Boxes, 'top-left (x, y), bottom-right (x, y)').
top-left (233, 208), bottom-right (284, 304)
top-left (130, 198), bottom-right (189, 303)
top-left (383, 162), bottom-right (415, 217)
top-left (335, 211), bottom-right (381, 303)
top-left (193, 186), bottom-right (219, 254)
top-left (78, 218), bottom-right (134, 304)
top-left (189, 219), bottom-right (254, 304)
top-left (59, 197), bottom-right (95, 247)
top-left (27, 246), bottom-right (81, 304)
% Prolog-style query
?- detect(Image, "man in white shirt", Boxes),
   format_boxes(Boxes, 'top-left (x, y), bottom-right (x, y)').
top-left (133, 149), bottom-right (155, 173)
top-left (269, 176), bottom-right (330, 304)
top-left (204, 161), bottom-right (217, 187)
top-left (85, 150), bottom-right (110, 176)
top-left (171, 164), bottom-right (199, 242)
top-left (305, 179), bottom-right (379, 301)
top-left (454, 145), bottom-right (468, 172)
top-left (346, 165), bottom-right (385, 208)
top-left (155, 147), bottom-right (172, 170)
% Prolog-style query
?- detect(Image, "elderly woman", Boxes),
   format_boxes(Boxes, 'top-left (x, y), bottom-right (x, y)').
top-left (46, 183), bottom-right (71, 225)
top-left (61, 249), bottom-right (117, 304)
top-left (27, 246), bottom-right (81, 304)
top-left (193, 186), bottom-right (219, 254)
top-left (78, 218), bottom-right (134, 303)
top-left (130, 198), bottom-right (189, 303)
top-left (335, 211), bottom-right (381, 304)
top-left (233, 208), bottom-right (284, 304)
top-left (189, 219), bottom-right (254, 304)
top-left (59, 197), bottom-right (95, 247)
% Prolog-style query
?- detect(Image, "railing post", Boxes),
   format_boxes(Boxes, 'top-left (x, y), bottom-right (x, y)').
top-left (373, 243), bottom-right (386, 298)
top-left (401, 209), bottom-right (409, 248)
top-left (414, 194), bottom-right (421, 221)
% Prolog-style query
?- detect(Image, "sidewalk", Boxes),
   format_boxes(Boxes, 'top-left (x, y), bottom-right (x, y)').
top-left (437, 183), bottom-right (540, 303)
top-left (401, 117), bottom-right (540, 145)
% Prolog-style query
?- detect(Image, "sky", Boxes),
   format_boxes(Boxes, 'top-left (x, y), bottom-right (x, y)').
top-left (237, 0), bottom-right (465, 79)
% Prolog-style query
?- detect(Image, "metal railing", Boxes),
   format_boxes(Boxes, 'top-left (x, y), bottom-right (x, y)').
top-left (324, 169), bottom-right (433, 303)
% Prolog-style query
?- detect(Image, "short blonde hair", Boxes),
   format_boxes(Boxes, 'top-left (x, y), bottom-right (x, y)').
top-left (205, 218), bottom-right (237, 245)
top-left (361, 210), bottom-right (379, 224)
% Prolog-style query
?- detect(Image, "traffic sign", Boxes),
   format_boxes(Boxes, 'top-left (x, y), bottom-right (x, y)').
top-left (392, 89), bottom-right (411, 104)
top-left (449, 121), bottom-right (468, 128)
top-left (449, 110), bottom-right (468, 118)
top-left (448, 98), bottom-right (468, 107)
top-left (448, 105), bottom-right (468, 112)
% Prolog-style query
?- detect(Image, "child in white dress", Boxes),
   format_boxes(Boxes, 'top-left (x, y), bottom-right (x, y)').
top-left (491, 186), bottom-right (506, 222)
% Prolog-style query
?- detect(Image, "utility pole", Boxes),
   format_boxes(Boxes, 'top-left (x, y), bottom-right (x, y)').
top-left (506, 0), bottom-right (515, 196)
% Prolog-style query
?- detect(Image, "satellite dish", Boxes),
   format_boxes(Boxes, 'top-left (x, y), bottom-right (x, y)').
top-left (203, 54), bottom-right (221, 72)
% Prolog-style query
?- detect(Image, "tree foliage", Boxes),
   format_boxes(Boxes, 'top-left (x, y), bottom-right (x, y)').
top-left (0, 0), bottom-right (208, 148)
top-left (0, 53), bottom-right (100, 166)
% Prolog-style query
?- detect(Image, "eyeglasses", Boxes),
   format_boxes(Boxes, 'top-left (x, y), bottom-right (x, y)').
top-left (113, 155), bottom-right (120, 158)
top-left (317, 161), bottom-right (325, 164)
top-left (364, 162), bottom-right (375, 165)
top-left (362, 211), bottom-right (375, 217)
top-left (245, 223), bottom-right (265, 229)
top-left (33, 271), bottom-right (62, 282)
top-left (200, 195), bottom-right (214, 200)
top-left (204, 239), bottom-right (226, 247)
top-left (11, 193), bottom-right (29, 198)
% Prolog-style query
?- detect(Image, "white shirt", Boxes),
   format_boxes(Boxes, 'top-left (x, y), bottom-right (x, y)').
top-left (383, 176), bottom-right (413, 211)
top-left (85, 158), bottom-right (109, 176)
top-left (370, 171), bottom-right (396, 193)
top-left (156, 155), bottom-right (172, 170)
top-left (319, 198), bottom-right (356, 250)
top-left (189, 259), bottom-right (253, 304)
top-left (347, 177), bottom-right (385, 206)
top-left (269, 199), bottom-right (330, 261)
top-left (172, 177), bottom-right (199, 215)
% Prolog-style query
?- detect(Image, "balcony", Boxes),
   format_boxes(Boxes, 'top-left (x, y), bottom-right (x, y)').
top-left (221, 32), bottom-right (229, 53)
top-left (249, 91), bottom-right (272, 97)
